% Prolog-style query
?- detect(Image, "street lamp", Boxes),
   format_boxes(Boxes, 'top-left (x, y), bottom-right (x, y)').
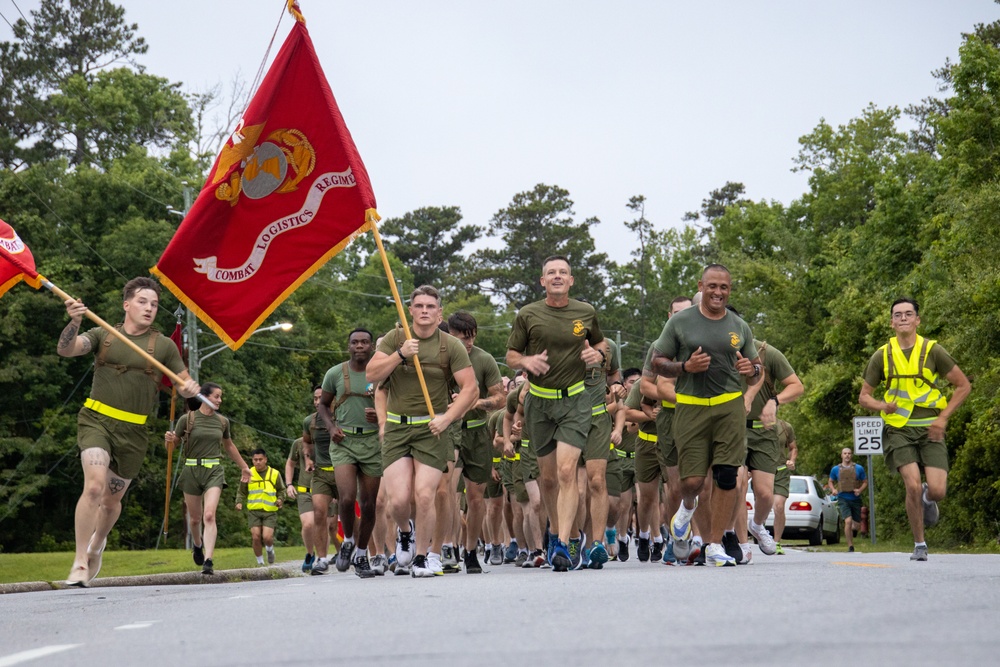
top-left (192, 321), bottom-right (293, 381)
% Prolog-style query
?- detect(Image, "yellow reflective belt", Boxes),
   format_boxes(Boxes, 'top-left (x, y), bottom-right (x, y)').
top-left (617, 449), bottom-right (635, 459)
top-left (661, 400), bottom-right (676, 409)
top-left (776, 465), bottom-right (787, 472)
top-left (84, 398), bottom-right (147, 425)
top-left (675, 391), bottom-right (742, 407)
top-left (521, 439), bottom-right (530, 448)
top-left (592, 404), bottom-right (608, 416)
top-left (319, 466), bottom-right (335, 472)
top-left (503, 454), bottom-right (521, 462)
top-left (296, 485), bottom-right (309, 493)
top-left (528, 381), bottom-right (585, 399)
top-left (638, 430), bottom-right (657, 442)
top-left (386, 412), bottom-right (432, 425)
top-left (749, 420), bottom-right (764, 429)
top-left (185, 458), bottom-right (221, 468)
top-left (492, 457), bottom-right (501, 464)
top-left (905, 417), bottom-right (936, 427)
top-left (462, 419), bottom-right (487, 429)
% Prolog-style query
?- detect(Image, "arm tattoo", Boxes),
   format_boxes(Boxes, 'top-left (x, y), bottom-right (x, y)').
top-left (80, 337), bottom-right (92, 354)
top-left (57, 324), bottom-right (78, 350)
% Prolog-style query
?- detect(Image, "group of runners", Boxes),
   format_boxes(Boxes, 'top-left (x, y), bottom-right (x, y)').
top-left (57, 258), bottom-right (971, 585)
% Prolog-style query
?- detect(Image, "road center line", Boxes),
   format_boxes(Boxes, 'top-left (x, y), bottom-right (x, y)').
top-left (0, 645), bottom-right (81, 667)
top-left (831, 561), bottom-right (893, 568)
top-left (114, 621), bottom-right (158, 630)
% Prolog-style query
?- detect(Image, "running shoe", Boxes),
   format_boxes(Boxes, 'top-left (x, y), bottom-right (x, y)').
top-left (266, 549), bottom-right (275, 565)
top-left (311, 558), bottom-right (329, 575)
top-left (411, 555), bottom-right (435, 578)
top-left (515, 551), bottom-right (529, 567)
top-left (336, 541), bottom-right (355, 573)
top-left (589, 541), bottom-right (609, 567)
top-left (651, 540), bottom-right (663, 563)
top-left (910, 544), bottom-right (929, 561)
top-left (775, 542), bottom-right (785, 555)
top-left (739, 544), bottom-right (753, 565)
top-left (669, 503), bottom-right (695, 560)
top-left (426, 551), bottom-right (445, 576)
top-left (659, 524), bottom-right (670, 542)
top-left (504, 541), bottom-right (519, 563)
top-left (705, 542), bottom-right (737, 567)
top-left (922, 482), bottom-right (940, 527)
top-left (490, 543), bottom-right (504, 566)
top-left (442, 545), bottom-right (458, 567)
top-left (192, 544), bottom-right (205, 566)
top-left (202, 558), bottom-right (214, 575)
top-left (605, 528), bottom-right (617, 550)
top-left (528, 549), bottom-right (547, 568)
top-left (618, 536), bottom-right (630, 562)
top-left (551, 541), bottom-right (572, 572)
top-left (661, 540), bottom-right (677, 565)
top-left (394, 563), bottom-right (411, 576)
top-left (848, 545), bottom-right (855, 553)
top-left (302, 552), bottom-right (315, 572)
top-left (86, 536), bottom-right (107, 585)
top-left (370, 554), bottom-right (387, 576)
top-left (748, 522), bottom-right (777, 555)
top-left (722, 532), bottom-right (742, 563)
top-left (476, 540), bottom-right (487, 560)
top-left (354, 555), bottom-right (376, 579)
top-left (684, 543), bottom-right (702, 566)
top-left (637, 536), bottom-right (650, 562)
top-left (569, 537), bottom-right (583, 570)
top-left (396, 520), bottom-right (415, 568)
top-left (464, 549), bottom-right (483, 574)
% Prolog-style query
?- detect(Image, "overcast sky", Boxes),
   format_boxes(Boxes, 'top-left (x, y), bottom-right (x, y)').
top-left (4, 1), bottom-right (997, 264)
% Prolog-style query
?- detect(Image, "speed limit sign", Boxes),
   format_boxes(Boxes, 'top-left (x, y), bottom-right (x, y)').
top-left (853, 416), bottom-right (885, 455)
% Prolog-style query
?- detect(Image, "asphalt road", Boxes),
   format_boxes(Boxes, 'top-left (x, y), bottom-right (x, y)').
top-left (1, 547), bottom-right (998, 666)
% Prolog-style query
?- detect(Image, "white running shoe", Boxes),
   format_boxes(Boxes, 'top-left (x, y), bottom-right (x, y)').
top-left (748, 521), bottom-right (777, 555)
top-left (426, 552), bottom-right (445, 575)
top-left (705, 543), bottom-right (737, 567)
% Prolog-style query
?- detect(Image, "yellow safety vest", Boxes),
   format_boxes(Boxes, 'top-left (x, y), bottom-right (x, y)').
top-left (880, 335), bottom-right (947, 428)
top-left (247, 466), bottom-right (280, 512)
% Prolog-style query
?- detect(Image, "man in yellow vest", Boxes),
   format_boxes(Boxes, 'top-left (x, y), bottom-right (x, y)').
top-left (236, 449), bottom-right (286, 566)
top-left (859, 298), bottom-right (970, 561)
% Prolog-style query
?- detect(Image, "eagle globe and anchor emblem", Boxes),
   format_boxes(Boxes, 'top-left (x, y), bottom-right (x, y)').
top-left (212, 120), bottom-right (317, 205)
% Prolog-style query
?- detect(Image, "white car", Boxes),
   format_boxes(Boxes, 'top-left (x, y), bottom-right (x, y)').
top-left (746, 474), bottom-right (841, 546)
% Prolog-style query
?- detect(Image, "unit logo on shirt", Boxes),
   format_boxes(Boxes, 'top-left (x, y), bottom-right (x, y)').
top-left (573, 319), bottom-right (586, 337)
top-left (729, 332), bottom-right (742, 348)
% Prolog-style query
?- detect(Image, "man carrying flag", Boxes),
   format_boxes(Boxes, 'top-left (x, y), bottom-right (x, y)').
top-left (58, 277), bottom-right (199, 586)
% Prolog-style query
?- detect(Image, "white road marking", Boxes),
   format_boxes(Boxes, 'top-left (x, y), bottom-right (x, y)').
top-left (113, 621), bottom-right (158, 630)
top-left (227, 595), bottom-right (254, 599)
top-left (0, 645), bottom-right (81, 667)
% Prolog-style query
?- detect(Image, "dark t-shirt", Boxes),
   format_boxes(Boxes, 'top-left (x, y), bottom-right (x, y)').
top-left (176, 410), bottom-right (230, 459)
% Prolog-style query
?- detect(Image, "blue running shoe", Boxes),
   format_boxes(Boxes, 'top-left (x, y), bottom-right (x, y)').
top-left (605, 527), bottom-right (617, 548)
top-left (661, 541), bottom-right (677, 565)
top-left (302, 552), bottom-right (315, 572)
top-left (670, 502), bottom-right (696, 560)
top-left (551, 541), bottom-right (572, 572)
top-left (590, 541), bottom-right (609, 566)
top-left (504, 540), bottom-right (519, 563)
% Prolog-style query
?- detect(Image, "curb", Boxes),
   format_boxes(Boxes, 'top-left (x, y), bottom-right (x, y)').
top-left (0, 563), bottom-right (302, 595)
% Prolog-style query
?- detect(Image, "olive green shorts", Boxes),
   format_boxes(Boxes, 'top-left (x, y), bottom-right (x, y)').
top-left (519, 440), bottom-right (540, 483)
top-left (617, 452), bottom-right (636, 491)
top-left (884, 425), bottom-right (949, 473)
top-left (746, 425), bottom-right (780, 474)
top-left (248, 509), bottom-right (277, 529)
top-left (77, 407), bottom-right (150, 480)
top-left (456, 425), bottom-right (494, 485)
top-left (655, 407), bottom-right (679, 468)
top-left (635, 429), bottom-right (661, 484)
top-left (502, 458), bottom-right (529, 503)
top-left (484, 460), bottom-right (504, 499)
top-left (673, 398), bottom-right (747, 480)
top-left (524, 391), bottom-right (591, 455)
top-left (773, 465), bottom-right (791, 498)
top-left (382, 422), bottom-right (450, 472)
top-left (584, 410), bottom-right (614, 462)
top-left (330, 431), bottom-right (383, 478)
top-left (295, 488), bottom-right (314, 514)
top-left (310, 467), bottom-right (339, 499)
top-left (179, 464), bottom-right (225, 496)
top-left (606, 456), bottom-right (623, 497)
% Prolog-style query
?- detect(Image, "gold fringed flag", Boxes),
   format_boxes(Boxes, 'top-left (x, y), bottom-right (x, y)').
top-left (152, 5), bottom-right (377, 349)
top-left (0, 218), bottom-right (42, 297)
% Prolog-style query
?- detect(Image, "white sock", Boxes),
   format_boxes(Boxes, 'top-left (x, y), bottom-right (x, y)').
top-left (639, 530), bottom-right (650, 540)
top-left (915, 541), bottom-right (927, 548)
top-left (265, 545), bottom-right (274, 553)
top-left (653, 536), bottom-right (663, 545)
top-left (751, 521), bottom-right (764, 533)
top-left (256, 555), bottom-right (264, 564)
top-left (519, 548), bottom-right (528, 556)
top-left (692, 536), bottom-right (703, 548)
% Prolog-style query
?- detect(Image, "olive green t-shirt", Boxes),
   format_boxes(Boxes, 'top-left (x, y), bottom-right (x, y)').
top-left (321, 362), bottom-right (375, 429)
top-left (377, 328), bottom-right (472, 415)
top-left (863, 340), bottom-right (956, 421)
top-left (652, 307), bottom-right (758, 399)
top-left (777, 419), bottom-right (795, 456)
top-left (584, 339), bottom-right (619, 408)
top-left (487, 409), bottom-right (504, 449)
top-left (507, 298), bottom-right (604, 390)
top-left (287, 437), bottom-right (312, 489)
top-left (176, 410), bottom-right (230, 459)
top-left (747, 341), bottom-right (796, 419)
top-left (82, 326), bottom-right (185, 416)
top-left (467, 345), bottom-right (503, 421)
top-left (303, 412), bottom-right (332, 467)
top-left (624, 377), bottom-right (656, 436)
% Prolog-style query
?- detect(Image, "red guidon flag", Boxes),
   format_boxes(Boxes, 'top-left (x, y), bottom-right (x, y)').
top-left (0, 218), bottom-right (43, 298)
top-left (152, 10), bottom-right (377, 349)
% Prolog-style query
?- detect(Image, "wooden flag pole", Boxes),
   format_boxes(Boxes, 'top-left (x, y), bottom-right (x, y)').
top-left (369, 219), bottom-right (436, 418)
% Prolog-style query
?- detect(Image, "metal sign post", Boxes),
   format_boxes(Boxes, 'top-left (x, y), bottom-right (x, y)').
top-left (853, 416), bottom-right (884, 545)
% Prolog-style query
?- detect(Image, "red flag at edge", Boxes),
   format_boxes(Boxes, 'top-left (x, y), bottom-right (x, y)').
top-left (0, 218), bottom-right (43, 298)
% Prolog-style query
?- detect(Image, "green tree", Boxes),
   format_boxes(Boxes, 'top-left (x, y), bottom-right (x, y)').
top-left (378, 206), bottom-right (481, 294)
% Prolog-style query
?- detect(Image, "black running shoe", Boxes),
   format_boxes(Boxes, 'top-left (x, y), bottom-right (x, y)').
top-left (464, 549), bottom-right (483, 574)
top-left (722, 532), bottom-right (743, 564)
top-left (637, 536), bottom-right (650, 562)
top-left (618, 537), bottom-right (630, 562)
top-left (202, 558), bottom-right (214, 575)
top-left (192, 544), bottom-right (205, 566)
top-left (354, 555), bottom-right (376, 579)
top-left (651, 540), bottom-right (663, 563)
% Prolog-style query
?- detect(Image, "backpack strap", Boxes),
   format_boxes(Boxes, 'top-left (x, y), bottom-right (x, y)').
top-left (95, 324), bottom-right (161, 381)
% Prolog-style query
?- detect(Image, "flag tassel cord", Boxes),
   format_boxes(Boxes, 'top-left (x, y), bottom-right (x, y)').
top-left (368, 210), bottom-right (437, 419)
